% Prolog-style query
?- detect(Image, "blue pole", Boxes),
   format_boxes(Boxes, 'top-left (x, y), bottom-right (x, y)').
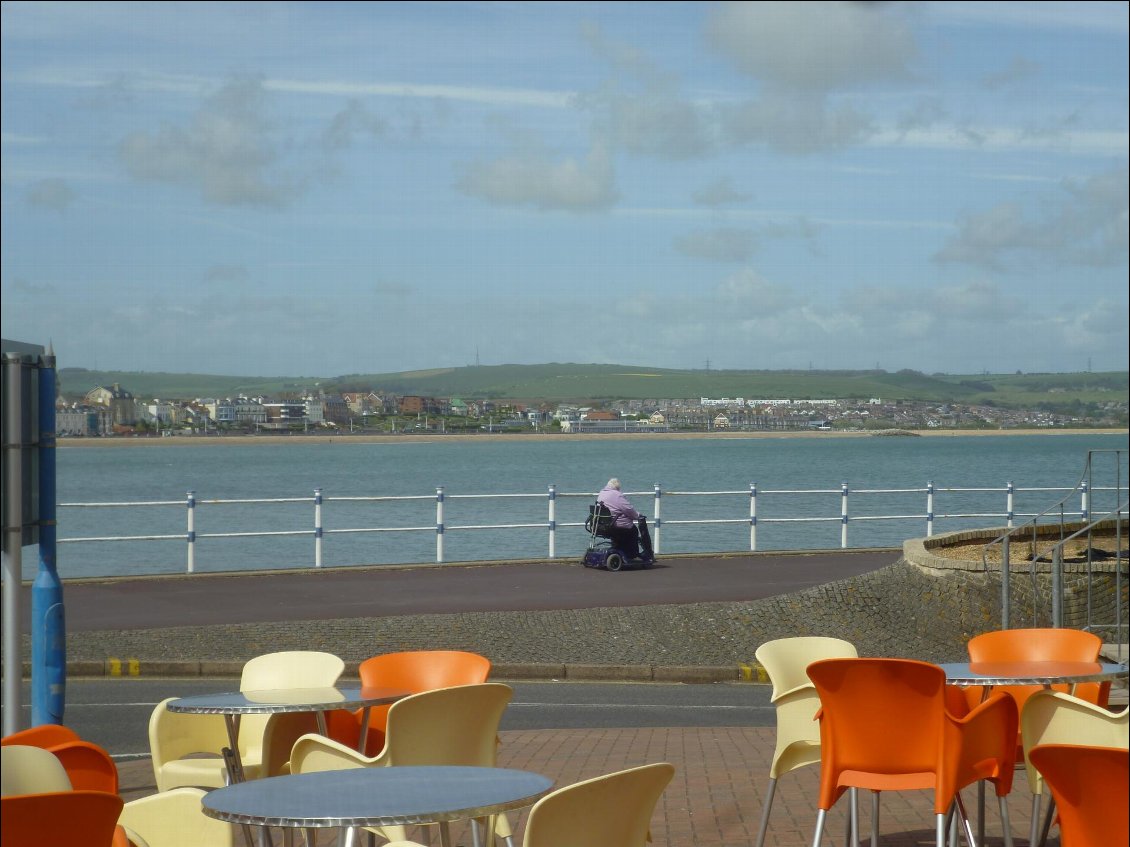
top-left (31, 347), bottom-right (65, 725)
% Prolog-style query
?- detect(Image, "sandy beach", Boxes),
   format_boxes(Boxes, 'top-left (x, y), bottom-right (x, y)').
top-left (57, 428), bottom-right (1129, 447)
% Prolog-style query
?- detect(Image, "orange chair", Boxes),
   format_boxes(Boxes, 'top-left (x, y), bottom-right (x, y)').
top-left (0, 789), bottom-right (124, 847)
top-left (332, 650), bottom-right (491, 754)
top-left (807, 657), bottom-right (1017, 847)
top-left (2, 724), bottom-right (119, 793)
top-left (966, 627), bottom-right (1107, 711)
top-left (965, 627), bottom-right (1107, 758)
top-left (1028, 744), bottom-right (1129, 847)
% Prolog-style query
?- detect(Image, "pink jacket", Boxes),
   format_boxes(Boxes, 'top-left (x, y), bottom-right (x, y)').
top-left (597, 485), bottom-right (640, 528)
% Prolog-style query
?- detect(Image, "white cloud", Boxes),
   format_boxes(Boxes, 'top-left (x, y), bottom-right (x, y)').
top-left (936, 166), bottom-right (1129, 268)
top-left (118, 77), bottom-right (306, 207)
top-left (692, 178), bottom-right (751, 208)
top-left (456, 141), bottom-right (617, 212)
top-left (674, 228), bottom-right (758, 263)
top-left (706, 1), bottom-right (917, 92)
top-left (720, 91), bottom-right (874, 154)
top-left (26, 178), bottom-right (76, 211)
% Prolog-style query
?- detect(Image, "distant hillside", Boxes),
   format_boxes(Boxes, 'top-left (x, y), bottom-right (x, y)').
top-left (57, 364), bottom-right (1128, 410)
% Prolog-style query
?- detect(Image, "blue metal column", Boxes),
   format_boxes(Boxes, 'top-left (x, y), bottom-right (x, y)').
top-left (32, 347), bottom-right (65, 725)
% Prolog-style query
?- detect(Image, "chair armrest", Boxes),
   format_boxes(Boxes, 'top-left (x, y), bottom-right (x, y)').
top-left (50, 741), bottom-right (119, 793)
top-left (290, 733), bottom-right (385, 774)
top-left (944, 691), bottom-right (1019, 797)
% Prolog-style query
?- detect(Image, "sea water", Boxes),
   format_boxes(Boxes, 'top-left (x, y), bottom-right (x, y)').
top-left (42, 432), bottom-right (1129, 578)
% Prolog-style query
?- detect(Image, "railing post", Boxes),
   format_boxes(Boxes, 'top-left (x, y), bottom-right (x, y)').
top-left (436, 487), bottom-right (445, 563)
top-left (314, 488), bottom-right (323, 568)
top-left (840, 482), bottom-right (849, 549)
top-left (750, 483), bottom-right (757, 552)
top-left (1052, 546), bottom-right (1063, 628)
top-left (653, 484), bottom-right (662, 555)
top-left (186, 491), bottom-right (195, 574)
top-left (1002, 532), bottom-right (1011, 630)
top-left (926, 481), bottom-right (934, 537)
top-left (1080, 481), bottom-right (1089, 522)
top-left (547, 485), bottom-right (556, 559)
top-left (1006, 482), bottom-right (1014, 528)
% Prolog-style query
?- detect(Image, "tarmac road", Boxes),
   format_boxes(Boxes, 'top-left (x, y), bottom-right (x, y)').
top-left (43, 550), bottom-right (900, 632)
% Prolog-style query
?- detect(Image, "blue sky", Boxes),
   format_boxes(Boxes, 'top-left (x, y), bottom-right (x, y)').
top-left (2, 1), bottom-right (1127, 378)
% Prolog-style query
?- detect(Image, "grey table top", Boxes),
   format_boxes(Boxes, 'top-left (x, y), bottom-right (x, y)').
top-left (940, 661), bottom-right (1128, 687)
top-left (202, 766), bottom-right (554, 828)
top-left (166, 686), bottom-right (407, 715)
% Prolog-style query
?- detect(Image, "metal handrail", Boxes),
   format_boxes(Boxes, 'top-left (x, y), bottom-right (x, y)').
top-left (982, 449), bottom-right (1127, 633)
top-left (49, 478), bottom-right (1128, 577)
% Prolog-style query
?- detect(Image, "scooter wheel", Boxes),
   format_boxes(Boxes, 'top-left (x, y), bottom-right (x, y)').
top-left (605, 553), bottom-right (624, 572)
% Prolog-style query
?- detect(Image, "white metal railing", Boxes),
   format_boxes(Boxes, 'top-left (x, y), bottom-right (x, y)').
top-left (53, 480), bottom-right (1123, 575)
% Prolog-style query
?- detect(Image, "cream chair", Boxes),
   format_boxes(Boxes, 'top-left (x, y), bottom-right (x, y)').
top-left (752, 636), bottom-right (857, 847)
top-left (1, 744), bottom-right (73, 795)
top-left (237, 650), bottom-right (345, 773)
top-left (522, 763), bottom-right (675, 847)
top-left (148, 698), bottom-right (258, 791)
top-left (117, 787), bottom-right (236, 847)
top-left (1021, 690), bottom-right (1129, 847)
top-left (291, 683), bottom-right (513, 845)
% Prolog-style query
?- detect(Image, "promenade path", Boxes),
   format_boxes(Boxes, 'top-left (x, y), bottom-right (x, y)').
top-left (55, 549), bottom-right (900, 631)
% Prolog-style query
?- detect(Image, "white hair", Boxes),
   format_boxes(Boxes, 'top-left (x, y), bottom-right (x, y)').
top-left (606, 478), bottom-right (621, 490)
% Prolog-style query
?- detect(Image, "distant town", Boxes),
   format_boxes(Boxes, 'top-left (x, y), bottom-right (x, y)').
top-left (55, 381), bottom-right (1129, 437)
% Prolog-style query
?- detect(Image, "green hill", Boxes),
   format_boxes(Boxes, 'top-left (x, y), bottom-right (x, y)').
top-left (57, 364), bottom-right (1128, 410)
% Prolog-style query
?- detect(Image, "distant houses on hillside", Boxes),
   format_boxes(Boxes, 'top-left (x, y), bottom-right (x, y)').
top-left (54, 380), bottom-right (1126, 437)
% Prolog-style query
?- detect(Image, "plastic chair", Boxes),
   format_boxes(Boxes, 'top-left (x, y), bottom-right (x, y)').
top-left (1020, 690), bottom-right (1129, 847)
top-left (1028, 744), bottom-right (1129, 847)
top-left (148, 697), bottom-right (257, 791)
top-left (291, 682), bottom-right (513, 845)
top-left (807, 657), bottom-right (1018, 847)
top-left (0, 789), bottom-right (124, 847)
top-left (2, 723), bottom-right (119, 793)
top-left (522, 762), bottom-right (676, 847)
top-left (1, 744), bottom-right (74, 795)
top-left (751, 636), bottom-right (857, 847)
top-left (237, 650), bottom-right (345, 771)
top-left (117, 786), bottom-right (237, 847)
top-left (331, 650), bottom-right (491, 754)
top-left (965, 628), bottom-right (1108, 720)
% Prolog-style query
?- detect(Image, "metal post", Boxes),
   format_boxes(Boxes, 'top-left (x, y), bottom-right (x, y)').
top-left (3, 353), bottom-right (26, 735)
top-left (1080, 481), bottom-right (1089, 522)
top-left (652, 484), bottom-right (661, 555)
top-left (436, 487), bottom-right (445, 563)
top-left (926, 481), bottom-right (934, 537)
top-left (840, 482), bottom-right (849, 549)
top-left (750, 483), bottom-right (757, 551)
top-left (186, 491), bottom-right (196, 573)
top-left (1006, 482), bottom-right (1014, 528)
top-left (314, 488), bottom-right (323, 568)
top-left (32, 348), bottom-right (64, 725)
top-left (547, 485), bottom-right (556, 559)
top-left (1002, 533), bottom-right (1011, 630)
top-left (1052, 547), bottom-right (1063, 628)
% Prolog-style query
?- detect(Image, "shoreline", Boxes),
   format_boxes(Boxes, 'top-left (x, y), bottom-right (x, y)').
top-left (57, 428), bottom-right (1129, 448)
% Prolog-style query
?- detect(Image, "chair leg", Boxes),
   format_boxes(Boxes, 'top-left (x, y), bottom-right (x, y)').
top-left (936, 814), bottom-right (947, 847)
top-left (849, 787), bottom-right (859, 847)
top-left (813, 808), bottom-right (828, 847)
top-left (871, 791), bottom-right (879, 846)
top-left (754, 777), bottom-right (777, 847)
top-left (954, 792), bottom-right (977, 847)
top-left (1029, 794), bottom-right (1041, 847)
top-left (997, 795), bottom-right (1013, 847)
top-left (1038, 798), bottom-right (1056, 847)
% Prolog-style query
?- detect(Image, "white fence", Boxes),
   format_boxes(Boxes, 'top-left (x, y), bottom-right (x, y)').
top-left (54, 481), bottom-right (1115, 574)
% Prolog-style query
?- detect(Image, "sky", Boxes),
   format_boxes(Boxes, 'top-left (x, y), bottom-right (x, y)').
top-left (2, 1), bottom-right (1128, 378)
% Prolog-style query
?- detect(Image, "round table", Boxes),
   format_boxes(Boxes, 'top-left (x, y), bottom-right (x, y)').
top-left (203, 765), bottom-right (554, 847)
top-left (940, 661), bottom-right (1128, 687)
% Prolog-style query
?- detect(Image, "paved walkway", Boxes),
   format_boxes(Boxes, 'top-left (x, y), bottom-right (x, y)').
top-left (116, 726), bottom-right (1038, 846)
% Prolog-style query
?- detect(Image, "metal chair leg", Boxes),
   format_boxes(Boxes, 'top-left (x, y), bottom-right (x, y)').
top-left (813, 808), bottom-right (828, 847)
top-left (849, 787), bottom-right (859, 847)
top-left (1029, 794), bottom-right (1041, 847)
top-left (954, 792), bottom-right (978, 847)
top-left (871, 791), bottom-right (879, 846)
top-left (1038, 798), bottom-right (1057, 847)
top-left (998, 794), bottom-right (1013, 847)
top-left (755, 777), bottom-right (777, 847)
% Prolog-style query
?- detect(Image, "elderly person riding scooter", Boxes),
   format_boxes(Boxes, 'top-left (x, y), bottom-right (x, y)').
top-left (596, 478), bottom-right (655, 563)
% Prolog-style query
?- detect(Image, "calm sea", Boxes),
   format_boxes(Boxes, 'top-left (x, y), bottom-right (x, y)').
top-left (38, 432), bottom-right (1129, 578)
